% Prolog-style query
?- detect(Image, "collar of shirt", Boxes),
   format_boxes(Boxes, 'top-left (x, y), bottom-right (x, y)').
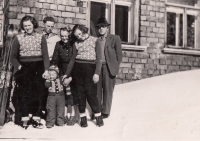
top-left (43, 30), bottom-right (50, 38)
top-left (24, 31), bottom-right (37, 37)
top-left (60, 41), bottom-right (71, 48)
top-left (99, 32), bottom-right (108, 41)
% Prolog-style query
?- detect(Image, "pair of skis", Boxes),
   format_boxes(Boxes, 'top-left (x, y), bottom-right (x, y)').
top-left (0, 37), bottom-right (13, 126)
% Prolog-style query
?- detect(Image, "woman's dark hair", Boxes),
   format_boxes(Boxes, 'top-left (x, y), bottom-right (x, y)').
top-left (72, 24), bottom-right (88, 35)
top-left (70, 24), bottom-right (89, 43)
top-left (20, 15), bottom-right (38, 30)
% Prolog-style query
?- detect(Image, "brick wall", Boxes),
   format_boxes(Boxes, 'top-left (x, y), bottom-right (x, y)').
top-left (3, 0), bottom-right (9, 44)
top-left (117, 43), bottom-right (200, 84)
top-left (8, 0), bottom-right (87, 34)
top-left (4, 0), bottom-right (200, 85)
top-left (140, 0), bottom-right (165, 46)
top-left (0, 0), bottom-right (5, 47)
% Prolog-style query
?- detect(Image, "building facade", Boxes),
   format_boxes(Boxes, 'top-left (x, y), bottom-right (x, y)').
top-left (1, 0), bottom-right (200, 84)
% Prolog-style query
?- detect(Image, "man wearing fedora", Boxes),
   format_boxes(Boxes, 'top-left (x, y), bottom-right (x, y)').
top-left (95, 16), bottom-right (122, 119)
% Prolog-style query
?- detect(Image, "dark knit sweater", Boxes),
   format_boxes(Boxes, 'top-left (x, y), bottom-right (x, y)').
top-left (51, 40), bottom-right (75, 76)
top-left (11, 32), bottom-right (50, 71)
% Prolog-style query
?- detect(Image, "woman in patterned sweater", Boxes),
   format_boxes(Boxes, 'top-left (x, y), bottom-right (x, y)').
top-left (64, 24), bottom-right (104, 127)
top-left (10, 16), bottom-right (50, 129)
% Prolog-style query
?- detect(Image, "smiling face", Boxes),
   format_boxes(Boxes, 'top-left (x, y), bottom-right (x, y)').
top-left (97, 25), bottom-right (109, 36)
top-left (49, 70), bottom-right (58, 81)
top-left (74, 29), bottom-right (85, 41)
top-left (23, 20), bottom-right (34, 34)
top-left (60, 30), bottom-right (69, 43)
top-left (44, 21), bottom-right (55, 34)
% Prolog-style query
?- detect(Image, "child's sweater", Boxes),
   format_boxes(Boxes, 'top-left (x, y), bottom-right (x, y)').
top-left (45, 77), bottom-right (64, 96)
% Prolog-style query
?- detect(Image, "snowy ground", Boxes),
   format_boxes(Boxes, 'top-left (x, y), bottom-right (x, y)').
top-left (1, 70), bottom-right (200, 141)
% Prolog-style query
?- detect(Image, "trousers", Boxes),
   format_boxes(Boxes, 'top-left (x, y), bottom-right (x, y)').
top-left (14, 61), bottom-right (46, 118)
top-left (46, 94), bottom-right (65, 126)
top-left (97, 64), bottom-right (116, 115)
top-left (72, 62), bottom-right (100, 114)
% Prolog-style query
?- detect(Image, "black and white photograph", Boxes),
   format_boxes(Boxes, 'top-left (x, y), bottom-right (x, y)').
top-left (0, 0), bottom-right (200, 141)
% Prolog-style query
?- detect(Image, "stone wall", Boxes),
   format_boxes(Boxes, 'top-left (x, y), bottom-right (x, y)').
top-left (8, 0), bottom-right (87, 34)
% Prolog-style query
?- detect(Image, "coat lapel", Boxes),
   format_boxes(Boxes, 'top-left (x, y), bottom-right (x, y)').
top-left (105, 34), bottom-right (112, 48)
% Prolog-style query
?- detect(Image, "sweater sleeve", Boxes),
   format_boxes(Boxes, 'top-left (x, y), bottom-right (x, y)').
top-left (50, 42), bottom-right (60, 66)
top-left (94, 39), bottom-right (102, 75)
top-left (65, 44), bottom-right (77, 77)
top-left (10, 36), bottom-right (21, 72)
top-left (41, 35), bottom-right (50, 71)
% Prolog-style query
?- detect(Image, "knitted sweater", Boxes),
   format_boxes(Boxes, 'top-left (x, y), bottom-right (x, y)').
top-left (65, 36), bottom-right (102, 76)
top-left (50, 40), bottom-right (75, 76)
top-left (45, 77), bottom-right (64, 96)
top-left (11, 32), bottom-right (50, 71)
top-left (75, 36), bottom-right (97, 60)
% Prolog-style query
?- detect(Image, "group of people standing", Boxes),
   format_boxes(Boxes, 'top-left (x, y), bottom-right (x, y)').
top-left (6, 15), bottom-right (122, 129)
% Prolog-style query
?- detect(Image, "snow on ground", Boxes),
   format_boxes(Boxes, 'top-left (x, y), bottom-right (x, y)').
top-left (1, 70), bottom-right (200, 141)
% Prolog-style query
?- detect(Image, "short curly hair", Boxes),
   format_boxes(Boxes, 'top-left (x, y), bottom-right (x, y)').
top-left (60, 25), bottom-right (72, 33)
top-left (43, 16), bottom-right (56, 23)
top-left (20, 16), bottom-right (38, 30)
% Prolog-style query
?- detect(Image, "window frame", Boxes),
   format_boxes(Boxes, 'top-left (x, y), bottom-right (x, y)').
top-left (87, 0), bottom-right (139, 45)
top-left (165, 1), bottom-right (200, 49)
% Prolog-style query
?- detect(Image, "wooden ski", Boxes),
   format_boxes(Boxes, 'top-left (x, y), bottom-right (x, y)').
top-left (0, 38), bottom-right (13, 126)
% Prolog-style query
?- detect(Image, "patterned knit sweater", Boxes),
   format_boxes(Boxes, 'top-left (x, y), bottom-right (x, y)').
top-left (45, 77), bottom-right (64, 96)
top-left (11, 32), bottom-right (50, 71)
top-left (75, 36), bottom-right (97, 61)
top-left (65, 36), bottom-right (103, 75)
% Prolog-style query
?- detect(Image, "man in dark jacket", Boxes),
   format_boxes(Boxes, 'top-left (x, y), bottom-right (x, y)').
top-left (95, 17), bottom-right (122, 119)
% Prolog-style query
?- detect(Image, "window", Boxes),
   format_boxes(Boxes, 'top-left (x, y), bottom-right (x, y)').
top-left (166, 0), bottom-right (200, 49)
top-left (88, 0), bottom-right (139, 45)
top-left (115, 5), bottom-right (129, 42)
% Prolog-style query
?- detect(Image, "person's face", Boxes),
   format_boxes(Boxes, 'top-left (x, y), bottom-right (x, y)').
top-left (97, 25), bottom-right (108, 36)
top-left (13, 29), bottom-right (19, 36)
top-left (7, 30), bottom-right (13, 37)
top-left (49, 70), bottom-right (58, 81)
top-left (60, 30), bottom-right (69, 43)
top-left (74, 29), bottom-right (85, 41)
top-left (23, 20), bottom-right (34, 34)
top-left (44, 21), bottom-right (55, 34)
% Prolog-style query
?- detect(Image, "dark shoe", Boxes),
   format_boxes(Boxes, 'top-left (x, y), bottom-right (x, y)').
top-left (40, 112), bottom-right (47, 120)
top-left (20, 120), bottom-right (29, 129)
top-left (101, 113), bottom-right (109, 119)
top-left (5, 108), bottom-right (14, 123)
top-left (67, 116), bottom-right (76, 126)
top-left (95, 116), bottom-right (104, 127)
top-left (90, 114), bottom-right (95, 121)
top-left (30, 119), bottom-right (44, 129)
top-left (80, 116), bottom-right (88, 127)
top-left (46, 124), bottom-right (54, 128)
top-left (64, 116), bottom-right (69, 124)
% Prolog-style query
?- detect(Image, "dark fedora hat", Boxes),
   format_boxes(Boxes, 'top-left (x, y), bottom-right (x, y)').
top-left (95, 16), bottom-right (111, 27)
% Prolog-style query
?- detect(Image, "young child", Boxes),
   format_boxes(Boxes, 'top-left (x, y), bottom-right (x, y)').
top-left (51, 27), bottom-right (77, 126)
top-left (45, 65), bottom-right (71, 128)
